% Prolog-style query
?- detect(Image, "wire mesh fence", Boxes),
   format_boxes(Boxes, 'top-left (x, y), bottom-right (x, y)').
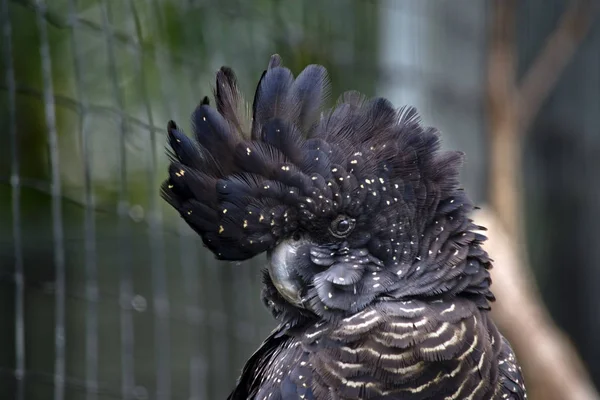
top-left (3, 0), bottom-right (600, 398)
top-left (0, 1), bottom-right (383, 399)
top-left (14, 0), bottom-right (600, 399)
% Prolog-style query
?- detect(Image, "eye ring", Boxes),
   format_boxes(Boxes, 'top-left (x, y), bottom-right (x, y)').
top-left (329, 215), bottom-right (356, 239)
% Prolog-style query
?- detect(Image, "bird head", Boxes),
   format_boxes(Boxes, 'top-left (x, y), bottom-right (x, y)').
top-left (162, 55), bottom-right (493, 321)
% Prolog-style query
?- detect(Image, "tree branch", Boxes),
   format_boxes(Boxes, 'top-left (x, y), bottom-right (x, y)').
top-left (486, 1), bottom-right (599, 399)
top-left (518, 0), bottom-right (599, 132)
top-left (487, 0), bottom-right (522, 240)
top-left (475, 207), bottom-right (599, 400)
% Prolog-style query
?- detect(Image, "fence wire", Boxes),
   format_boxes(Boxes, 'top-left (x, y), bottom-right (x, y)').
top-left (2, 1), bottom-right (25, 400)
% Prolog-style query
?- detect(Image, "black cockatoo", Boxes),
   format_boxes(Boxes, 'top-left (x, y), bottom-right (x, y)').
top-left (161, 55), bottom-right (527, 399)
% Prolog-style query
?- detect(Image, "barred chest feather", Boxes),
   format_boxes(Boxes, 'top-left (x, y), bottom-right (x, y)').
top-left (239, 297), bottom-right (526, 400)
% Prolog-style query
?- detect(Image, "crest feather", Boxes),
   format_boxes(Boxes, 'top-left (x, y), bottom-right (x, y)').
top-left (162, 55), bottom-right (466, 261)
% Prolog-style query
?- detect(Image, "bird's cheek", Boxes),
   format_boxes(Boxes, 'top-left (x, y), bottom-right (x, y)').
top-left (266, 237), bottom-right (311, 308)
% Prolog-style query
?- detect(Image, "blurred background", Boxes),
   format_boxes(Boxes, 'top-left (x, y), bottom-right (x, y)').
top-left (0, 0), bottom-right (599, 399)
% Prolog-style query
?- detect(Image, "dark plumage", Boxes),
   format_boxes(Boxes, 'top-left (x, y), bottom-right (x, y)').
top-left (162, 55), bottom-right (527, 399)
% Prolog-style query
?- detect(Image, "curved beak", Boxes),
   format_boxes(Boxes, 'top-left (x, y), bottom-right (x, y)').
top-left (266, 237), bottom-right (308, 308)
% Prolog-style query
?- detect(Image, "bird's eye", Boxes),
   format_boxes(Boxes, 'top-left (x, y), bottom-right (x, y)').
top-left (329, 215), bottom-right (356, 238)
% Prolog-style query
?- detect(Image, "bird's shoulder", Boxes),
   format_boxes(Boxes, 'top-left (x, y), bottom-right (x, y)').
top-left (495, 336), bottom-right (527, 399)
top-left (228, 322), bottom-right (315, 400)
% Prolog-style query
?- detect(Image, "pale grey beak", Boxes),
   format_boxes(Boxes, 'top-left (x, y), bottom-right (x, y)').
top-left (266, 237), bottom-right (308, 308)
